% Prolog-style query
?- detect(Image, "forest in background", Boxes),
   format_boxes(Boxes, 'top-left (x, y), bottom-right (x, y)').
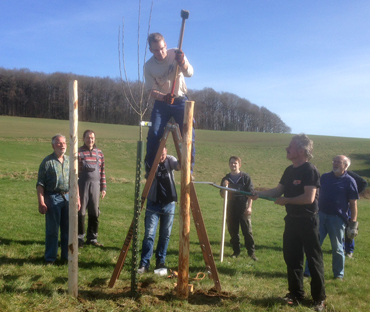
top-left (0, 67), bottom-right (291, 133)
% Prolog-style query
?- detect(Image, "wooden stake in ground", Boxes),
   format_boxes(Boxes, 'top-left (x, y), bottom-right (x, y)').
top-left (177, 101), bottom-right (194, 299)
top-left (68, 80), bottom-right (79, 297)
top-left (220, 185), bottom-right (228, 263)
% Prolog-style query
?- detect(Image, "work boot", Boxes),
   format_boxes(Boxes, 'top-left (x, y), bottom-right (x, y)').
top-left (155, 262), bottom-right (167, 270)
top-left (78, 239), bottom-right (84, 248)
top-left (78, 214), bottom-right (85, 238)
top-left (87, 215), bottom-right (99, 243)
top-left (138, 266), bottom-right (148, 274)
top-left (231, 251), bottom-right (240, 258)
top-left (86, 240), bottom-right (103, 247)
top-left (312, 300), bottom-right (325, 312)
top-left (282, 293), bottom-right (303, 306)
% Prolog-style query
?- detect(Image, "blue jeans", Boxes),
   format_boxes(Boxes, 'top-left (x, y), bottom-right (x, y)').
top-left (305, 211), bottom-right (346, 278)
top-left (145, 98), bottom-right (196, 173)
top-left (140, 200), bottom-right (175, 268)
top-left (319, 211), bottom-right (346, 278)
top-left (45, 193), bottom-right (69, 262)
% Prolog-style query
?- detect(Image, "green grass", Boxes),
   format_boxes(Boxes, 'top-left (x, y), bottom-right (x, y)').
top-left (1, 115), bottom-right (370, 311)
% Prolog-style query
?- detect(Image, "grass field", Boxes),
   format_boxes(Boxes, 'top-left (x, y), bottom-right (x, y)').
top-left (0, 116), bottom-right (370, 312)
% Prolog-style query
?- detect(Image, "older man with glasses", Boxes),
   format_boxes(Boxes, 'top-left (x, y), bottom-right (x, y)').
top-left (317, 155), bottom-right (359, 279)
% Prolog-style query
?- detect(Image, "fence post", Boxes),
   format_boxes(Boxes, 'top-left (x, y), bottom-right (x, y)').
top-left (68, 80), bottom-right (78, 297)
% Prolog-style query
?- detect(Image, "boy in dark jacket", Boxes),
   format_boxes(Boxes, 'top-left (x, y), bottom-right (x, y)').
top-left (220, 156), bottom-right (258, 261)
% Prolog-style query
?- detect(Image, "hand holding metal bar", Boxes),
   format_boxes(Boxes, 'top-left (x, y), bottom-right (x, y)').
top-left (193, 181), bottom-right (277, 202)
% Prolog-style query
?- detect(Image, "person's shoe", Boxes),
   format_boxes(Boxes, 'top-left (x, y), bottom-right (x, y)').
top-left (86, 241), bottom-right (103, 247)
top-left (137, 266), bottom-right (148, 274)
top-left (44, 261), bottom-right (55, 266)
top-left (78, 240), bottom-right (84, 249)
top-left (312, 300), bottom-right (325, 312)
top-left (282, 293), bottom-right (303, 306)
top-left (346, 252), bottom-right (353, 258)
top-left (249, 253), bottom-right (258, 261)
top-left (231, 252), bottom-right (240, 258)
top-left (304, 273), bottom-right (310, 278)
top-left (59, 258), bottom-right (68, 265)
top-left (334, 276), bottom-right (343, 281)
top-left (155, 263), bottom-right (167, 270)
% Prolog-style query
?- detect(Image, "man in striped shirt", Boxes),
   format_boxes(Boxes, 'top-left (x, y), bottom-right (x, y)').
top-left (78, 130), bottom-right (106, 248)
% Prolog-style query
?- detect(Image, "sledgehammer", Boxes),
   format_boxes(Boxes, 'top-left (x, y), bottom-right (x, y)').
top-left (170, 10), bottom-right (190, 97)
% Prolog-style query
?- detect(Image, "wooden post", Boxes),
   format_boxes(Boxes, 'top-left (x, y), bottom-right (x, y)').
top-left (220, 186), bottom-right (228, 263)
top-left (68, 80), bottom-right (78, 297)
top-left (177, 101), bottom-right (194, 299)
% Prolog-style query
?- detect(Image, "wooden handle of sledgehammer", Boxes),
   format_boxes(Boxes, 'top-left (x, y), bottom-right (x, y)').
top-left (170, 13), bottom-right (188, 96)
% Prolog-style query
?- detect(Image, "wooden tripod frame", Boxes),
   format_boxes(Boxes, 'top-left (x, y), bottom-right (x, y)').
top-left (108, 121), bottom-right (221, 293)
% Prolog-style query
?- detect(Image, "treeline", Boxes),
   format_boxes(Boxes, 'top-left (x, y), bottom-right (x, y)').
top-left (0, 67), bottom-right (291, 133)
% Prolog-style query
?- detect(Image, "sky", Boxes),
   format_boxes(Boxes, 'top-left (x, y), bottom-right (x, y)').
top-left (1, 0), bottom-right (370, 139)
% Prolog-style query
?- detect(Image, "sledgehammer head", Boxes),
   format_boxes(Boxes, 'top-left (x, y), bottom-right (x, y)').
top-left (181, 10), bottom-right (189, 19)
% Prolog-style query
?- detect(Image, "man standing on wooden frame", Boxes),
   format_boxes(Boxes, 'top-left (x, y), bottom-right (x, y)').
top-left (144, 32), bottom-right (195, 175)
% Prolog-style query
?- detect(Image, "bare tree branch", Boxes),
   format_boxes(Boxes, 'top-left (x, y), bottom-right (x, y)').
top-left (117, 0), bottom-right (154, 140)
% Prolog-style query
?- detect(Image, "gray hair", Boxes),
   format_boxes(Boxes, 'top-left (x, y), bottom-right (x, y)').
top-left (292, 133), bottom-right (314, 160)
top-left (52, 134), bottom-right (66, 145)
top-left (334, 155), bottom-right (351, 169)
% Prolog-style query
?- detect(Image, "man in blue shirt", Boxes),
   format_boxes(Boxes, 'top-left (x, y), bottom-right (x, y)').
top-left (318, 155), bottom-right (359, 279)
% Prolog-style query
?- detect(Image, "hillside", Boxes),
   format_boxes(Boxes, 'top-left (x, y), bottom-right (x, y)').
top-left (0, 116), bottom-right (368, 188)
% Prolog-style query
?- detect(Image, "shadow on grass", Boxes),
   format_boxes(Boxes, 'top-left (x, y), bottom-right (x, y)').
top-left (0, 238), bottom-right (44, 246)
top-left (187, 241), bottom-right (284, 253)
top-left (1, 282), bottom-right (64, 297)
top-left (186, 264), bottom-right (287, 280)
top-left (0, 237), bottom-right (122, 252)
top-left (353, 169), bottom-right (370, 179)
top-left (350, 153), bottom-right (370, 164)
top-left (350, 153), bottom-right (370, 178)
top-left (0, 255), bottom-right (119, 270)
top-left (0, 256), bottom-right (46, 266)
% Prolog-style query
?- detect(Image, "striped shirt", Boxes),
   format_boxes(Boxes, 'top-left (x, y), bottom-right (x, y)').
top-left (36, 153), bottom-right (69, 193)
top-left (78, 145), bottom-right (106, 191)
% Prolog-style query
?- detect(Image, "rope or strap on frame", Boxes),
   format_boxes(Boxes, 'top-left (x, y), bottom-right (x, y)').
top-left (193, 181), bottom-right (277, 202)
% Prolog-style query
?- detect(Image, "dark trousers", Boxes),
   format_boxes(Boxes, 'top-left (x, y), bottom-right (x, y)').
top-left (227, 205), bottom-right (255, 255)
top-left (78, 173), bottom-right (101, 243)
top-left (283, 214), bottom-right (326, 301)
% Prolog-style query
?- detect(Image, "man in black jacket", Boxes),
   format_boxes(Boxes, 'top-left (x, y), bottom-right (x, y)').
top-left (345, 170), bottom-right (368, 258)
top-left (138, 147), bottom-right (180, 273)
